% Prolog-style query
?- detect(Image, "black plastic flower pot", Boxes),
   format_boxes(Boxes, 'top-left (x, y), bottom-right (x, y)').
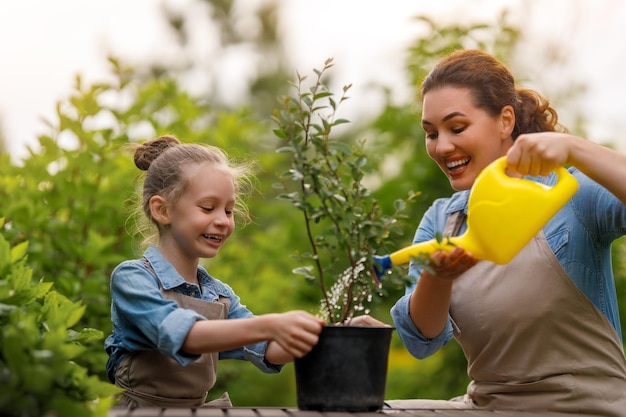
top-left (294, 325), bottom-right (393, 411)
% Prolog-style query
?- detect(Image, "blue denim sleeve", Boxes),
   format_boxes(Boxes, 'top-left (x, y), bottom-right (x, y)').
top-left (217, 283), bottom-right (283, 373)
top-left (391, 293), bottom-right (453, 359)
top-left (110, 262), bottom-right (206, 366)
top-left (405, 200), bottom-right (460, 293)
top-left (571, 169), bottom-right (626, 240)
top-left (391, 200), bottom-right (455, 359)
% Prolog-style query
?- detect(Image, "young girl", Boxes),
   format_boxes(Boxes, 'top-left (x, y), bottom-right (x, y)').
top-left (387, 50), bottom-right (626, 415)
top-left (104, 135), bottom-right (325, 408)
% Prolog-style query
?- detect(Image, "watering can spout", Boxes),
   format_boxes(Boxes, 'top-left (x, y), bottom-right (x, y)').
top-left (373, 157), bottom-right (579, 278)
top-left (372, 255), bottom-right (392, 279)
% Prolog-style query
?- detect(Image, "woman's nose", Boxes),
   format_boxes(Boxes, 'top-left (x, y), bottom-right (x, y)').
top-left (435, 133), bottom-right (455, 155)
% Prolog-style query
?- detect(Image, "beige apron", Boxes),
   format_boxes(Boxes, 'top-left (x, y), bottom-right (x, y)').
top-left (114, 266), bottom-right (232, 408)
top-left (389, 212), bottom-right (626, 416)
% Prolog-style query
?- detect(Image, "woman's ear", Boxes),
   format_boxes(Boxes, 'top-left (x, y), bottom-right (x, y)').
top-left (149, 195), bottom-right (171, 226)
top-left (500, 105), bottom-right (515, 139)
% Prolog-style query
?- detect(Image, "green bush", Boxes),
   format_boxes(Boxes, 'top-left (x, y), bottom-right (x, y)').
top-left (0, 219), bottom-right (121, 417)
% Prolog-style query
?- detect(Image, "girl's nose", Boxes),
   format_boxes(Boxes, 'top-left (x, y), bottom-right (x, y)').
top-left (218, 210), bottom-right (235, 230)
top-left (211, 210), bottom-right (229, 226)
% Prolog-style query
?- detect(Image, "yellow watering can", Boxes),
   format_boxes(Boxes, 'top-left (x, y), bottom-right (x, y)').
top-left (373, 156), bottom-right (579, 278)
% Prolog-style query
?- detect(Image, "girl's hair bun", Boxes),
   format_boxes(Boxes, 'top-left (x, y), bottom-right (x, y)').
top-left (134, 135), bottom-right (180, 171)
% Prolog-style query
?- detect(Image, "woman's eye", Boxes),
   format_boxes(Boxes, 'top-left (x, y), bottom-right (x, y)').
top-left (425, 132), bottom-right (438, 140)
top-left (452, 126), bottom-right (466, 134)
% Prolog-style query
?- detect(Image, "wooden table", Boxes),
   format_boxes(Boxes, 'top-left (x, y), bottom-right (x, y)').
top-left (107, 407), bottom-right (570, 417)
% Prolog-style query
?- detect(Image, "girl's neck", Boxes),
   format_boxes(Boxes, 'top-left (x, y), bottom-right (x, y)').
top-left (157, 242), bottom-right (200, 285)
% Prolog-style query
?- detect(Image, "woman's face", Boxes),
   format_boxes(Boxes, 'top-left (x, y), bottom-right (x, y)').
top-left (421, 86), bottom-right (514, 191)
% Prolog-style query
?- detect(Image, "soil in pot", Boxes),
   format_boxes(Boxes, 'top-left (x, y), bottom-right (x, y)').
top-left (294, 324), bottom-right (393, 411)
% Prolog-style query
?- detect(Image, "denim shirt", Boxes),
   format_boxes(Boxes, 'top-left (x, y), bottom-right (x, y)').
top-left (391, 167), bottom-right (626, 359)
top-left (105, 245), bottom-right (282, 382)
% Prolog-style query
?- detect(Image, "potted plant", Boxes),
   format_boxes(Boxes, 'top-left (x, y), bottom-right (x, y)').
top-left (271, 58), bottom-right (414, 411)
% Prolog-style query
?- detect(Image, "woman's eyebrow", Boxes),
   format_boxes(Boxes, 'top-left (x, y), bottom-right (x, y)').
top-left (422, 111), bottom-right (466, 127)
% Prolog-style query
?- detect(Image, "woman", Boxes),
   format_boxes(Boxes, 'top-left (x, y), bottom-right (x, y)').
top-left (388, 49), bottom-right (626, 415)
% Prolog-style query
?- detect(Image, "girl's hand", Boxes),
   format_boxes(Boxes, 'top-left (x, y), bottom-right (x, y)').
top-left (269, 311), bottom-right (325, 359)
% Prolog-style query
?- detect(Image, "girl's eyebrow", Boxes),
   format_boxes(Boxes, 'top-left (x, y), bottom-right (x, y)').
top-left (197, 196), bottom-right (234, 205)
top-left (422, 111), bottom-right (467, 127)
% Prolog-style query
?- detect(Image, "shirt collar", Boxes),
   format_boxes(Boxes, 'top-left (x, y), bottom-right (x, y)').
top-left (444, 189), bottom-right (470, 216)
top-left (143, 245), bottom-right (188, 290)
top-left (143, 245), bottom-right (228, 297)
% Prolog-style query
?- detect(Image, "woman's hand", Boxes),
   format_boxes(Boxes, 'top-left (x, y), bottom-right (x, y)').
top-left (506, 132), bottom-right (572, 177)
top-left (345, 315), bottom-right (391, 327)
top-left (423, 246), bottom-right (478, 283)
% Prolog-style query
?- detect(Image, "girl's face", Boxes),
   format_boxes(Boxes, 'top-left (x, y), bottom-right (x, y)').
top-left (159, 162), bottom-right (236, 261)
top-left (421, 86), bottom-right (514, 191)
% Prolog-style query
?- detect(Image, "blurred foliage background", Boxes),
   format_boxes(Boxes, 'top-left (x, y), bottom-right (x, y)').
top-left (1, 0), bottom-right (625, 413)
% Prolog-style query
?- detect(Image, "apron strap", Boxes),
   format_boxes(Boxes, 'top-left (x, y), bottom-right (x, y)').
top-left (444, 210), bottom-right (466, 238)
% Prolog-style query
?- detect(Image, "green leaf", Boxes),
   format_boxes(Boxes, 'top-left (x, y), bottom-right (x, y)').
top-left (332, 194), bottom-right (346, 203)
top-left (67, 327), bottom-right (104, 344)
top-left (293, 266), bottom-right (314, 275)
top-left (328, 141), bottom-right (351, 155)
top-left (313, 91), bottom-right (333, 100)
top-left (275, 146), bottom-right (295, 153)
top-left (332, 118), bottom-right (350, 126)
top-left (272, 129), bottom-right (288, 140)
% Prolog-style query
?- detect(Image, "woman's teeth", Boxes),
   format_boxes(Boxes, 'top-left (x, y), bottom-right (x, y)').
top-left (446, 158), bottom-right (470, 169)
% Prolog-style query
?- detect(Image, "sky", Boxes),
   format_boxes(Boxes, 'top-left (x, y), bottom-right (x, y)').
top-left (2, 0), bottom-right (626, 161)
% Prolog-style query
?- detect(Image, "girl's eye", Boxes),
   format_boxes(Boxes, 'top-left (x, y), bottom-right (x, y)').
top-left (425, 131), bottom-right (438, 140)
top-left (201, 207), bottom-right (214, 212)
top-left (225, 209), bottom-right (234, 216)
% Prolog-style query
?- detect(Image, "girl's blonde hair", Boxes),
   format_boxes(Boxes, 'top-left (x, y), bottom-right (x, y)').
top-left (129, 135), bottom-right (254, 246)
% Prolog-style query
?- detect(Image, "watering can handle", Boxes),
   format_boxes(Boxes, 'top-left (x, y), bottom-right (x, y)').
top-left (553, 164), bottom-right (579, 191)
top-left (490, 156), bottom-right (577, 193)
